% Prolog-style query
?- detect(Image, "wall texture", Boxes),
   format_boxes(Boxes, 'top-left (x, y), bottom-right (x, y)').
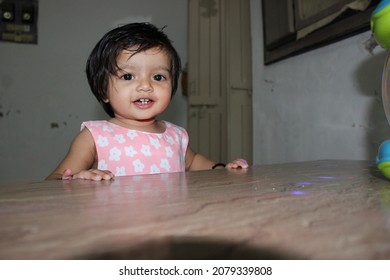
top-left (0, 0), bottom-right (188, 183)
top-left (251, 0), bottom-right (390, 165)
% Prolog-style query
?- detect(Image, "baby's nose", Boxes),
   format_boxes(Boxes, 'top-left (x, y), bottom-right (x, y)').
top-left (137, 78), bottom-right (152, 91)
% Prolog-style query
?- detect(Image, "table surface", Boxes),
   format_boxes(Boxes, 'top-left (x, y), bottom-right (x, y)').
top-left (1, 160), bottom-right (390, 260)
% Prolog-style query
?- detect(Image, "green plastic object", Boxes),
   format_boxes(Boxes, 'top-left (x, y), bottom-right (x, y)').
top-left (372, 1), bottom-right (390, 179)
top-left (377, 140), bottom-right (390, 178)
top-left (371, 0), bottom-right (390, 49)
top-left (378, 161), bottom-right (390, 178)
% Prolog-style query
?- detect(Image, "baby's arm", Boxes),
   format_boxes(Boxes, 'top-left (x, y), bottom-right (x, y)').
top-left (185, 147), bottom-right (248, 171)
top-left (185, 147), bottom-right (215, 171)
top-left (45, 129), bottom-right (114, 181)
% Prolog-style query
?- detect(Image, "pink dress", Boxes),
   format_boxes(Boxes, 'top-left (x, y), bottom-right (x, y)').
top-left (81, 120), bottom-right (189, 176)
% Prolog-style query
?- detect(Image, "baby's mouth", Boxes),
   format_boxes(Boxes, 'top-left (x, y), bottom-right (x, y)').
top-left (134, 98), bottom-right (154, 109)
top-left (135, 98), bottom-right (152, 105)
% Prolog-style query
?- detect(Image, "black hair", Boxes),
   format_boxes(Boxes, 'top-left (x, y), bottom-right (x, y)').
top-left (86, 22), bottom-right (181, 117)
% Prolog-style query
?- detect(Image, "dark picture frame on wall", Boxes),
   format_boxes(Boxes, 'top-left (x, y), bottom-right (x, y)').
top-left (262, 0), bottom-right (380, 65)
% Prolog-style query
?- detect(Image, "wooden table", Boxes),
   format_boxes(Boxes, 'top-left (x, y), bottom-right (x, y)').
top-left (1, 160), bottom-right (390, 260)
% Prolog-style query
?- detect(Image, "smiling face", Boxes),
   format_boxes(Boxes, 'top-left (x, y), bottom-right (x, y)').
top-left (104, 47), bottom-right (172, 128)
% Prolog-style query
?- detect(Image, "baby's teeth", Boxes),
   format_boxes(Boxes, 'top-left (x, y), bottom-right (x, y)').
top-left (139, 98), bottom-right (149, 104)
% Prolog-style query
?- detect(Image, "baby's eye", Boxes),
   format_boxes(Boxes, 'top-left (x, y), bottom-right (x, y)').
top-left (153, 74), bottom-right (166, 81)
top-left (121, 73), bottom-right (133, 80)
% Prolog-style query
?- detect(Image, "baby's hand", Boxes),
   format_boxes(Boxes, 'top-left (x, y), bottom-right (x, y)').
top-left (62, 168), bottom-right (114, 181)
top-left (226, 158), bottom-right (249, 169)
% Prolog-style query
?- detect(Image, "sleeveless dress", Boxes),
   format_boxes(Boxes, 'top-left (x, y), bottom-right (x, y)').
top-left (81, 120), bottom-right (189, 176)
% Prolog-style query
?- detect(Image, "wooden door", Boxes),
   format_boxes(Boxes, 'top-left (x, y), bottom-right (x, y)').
top-left (225, 0), bottom-right (253, 163)
top-left (188, 0), bottom-right (252, 164)
top-left (188, 0), bottom-right (227, 162)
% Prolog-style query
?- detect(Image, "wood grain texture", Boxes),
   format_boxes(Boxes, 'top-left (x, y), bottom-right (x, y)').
top-left (1, 160), bottom-right (390, 259)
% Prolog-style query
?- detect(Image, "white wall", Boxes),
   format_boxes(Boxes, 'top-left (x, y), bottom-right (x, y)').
top-left (251, 0), bottom-right (390, 165)
top-left (0, 0), bottom-right (188, 183)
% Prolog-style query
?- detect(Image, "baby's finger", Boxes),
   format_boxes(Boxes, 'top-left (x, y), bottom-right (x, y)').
top-left (226, 159), bottom-right (249, 169)
top-left (235, 159), bottom-right (249, 168)
top-left (95, 170), bottom-right (115, 180)
top-left (62, 169), bottom-right (74, 180)
top-left (73, 170), bottom-right (112, 181)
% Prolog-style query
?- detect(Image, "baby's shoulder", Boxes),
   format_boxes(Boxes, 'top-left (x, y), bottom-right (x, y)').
top-left (81, 120), bottom-right (108, 131)
top-left (163, 121), bottom-right (187, 134)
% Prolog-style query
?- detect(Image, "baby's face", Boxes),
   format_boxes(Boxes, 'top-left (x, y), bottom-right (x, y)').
top-left (105, 47), bottom-right (172, 126)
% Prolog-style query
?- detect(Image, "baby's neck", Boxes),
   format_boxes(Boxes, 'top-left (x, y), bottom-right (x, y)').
top-left (109, 118), bottom-right (165, 133)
